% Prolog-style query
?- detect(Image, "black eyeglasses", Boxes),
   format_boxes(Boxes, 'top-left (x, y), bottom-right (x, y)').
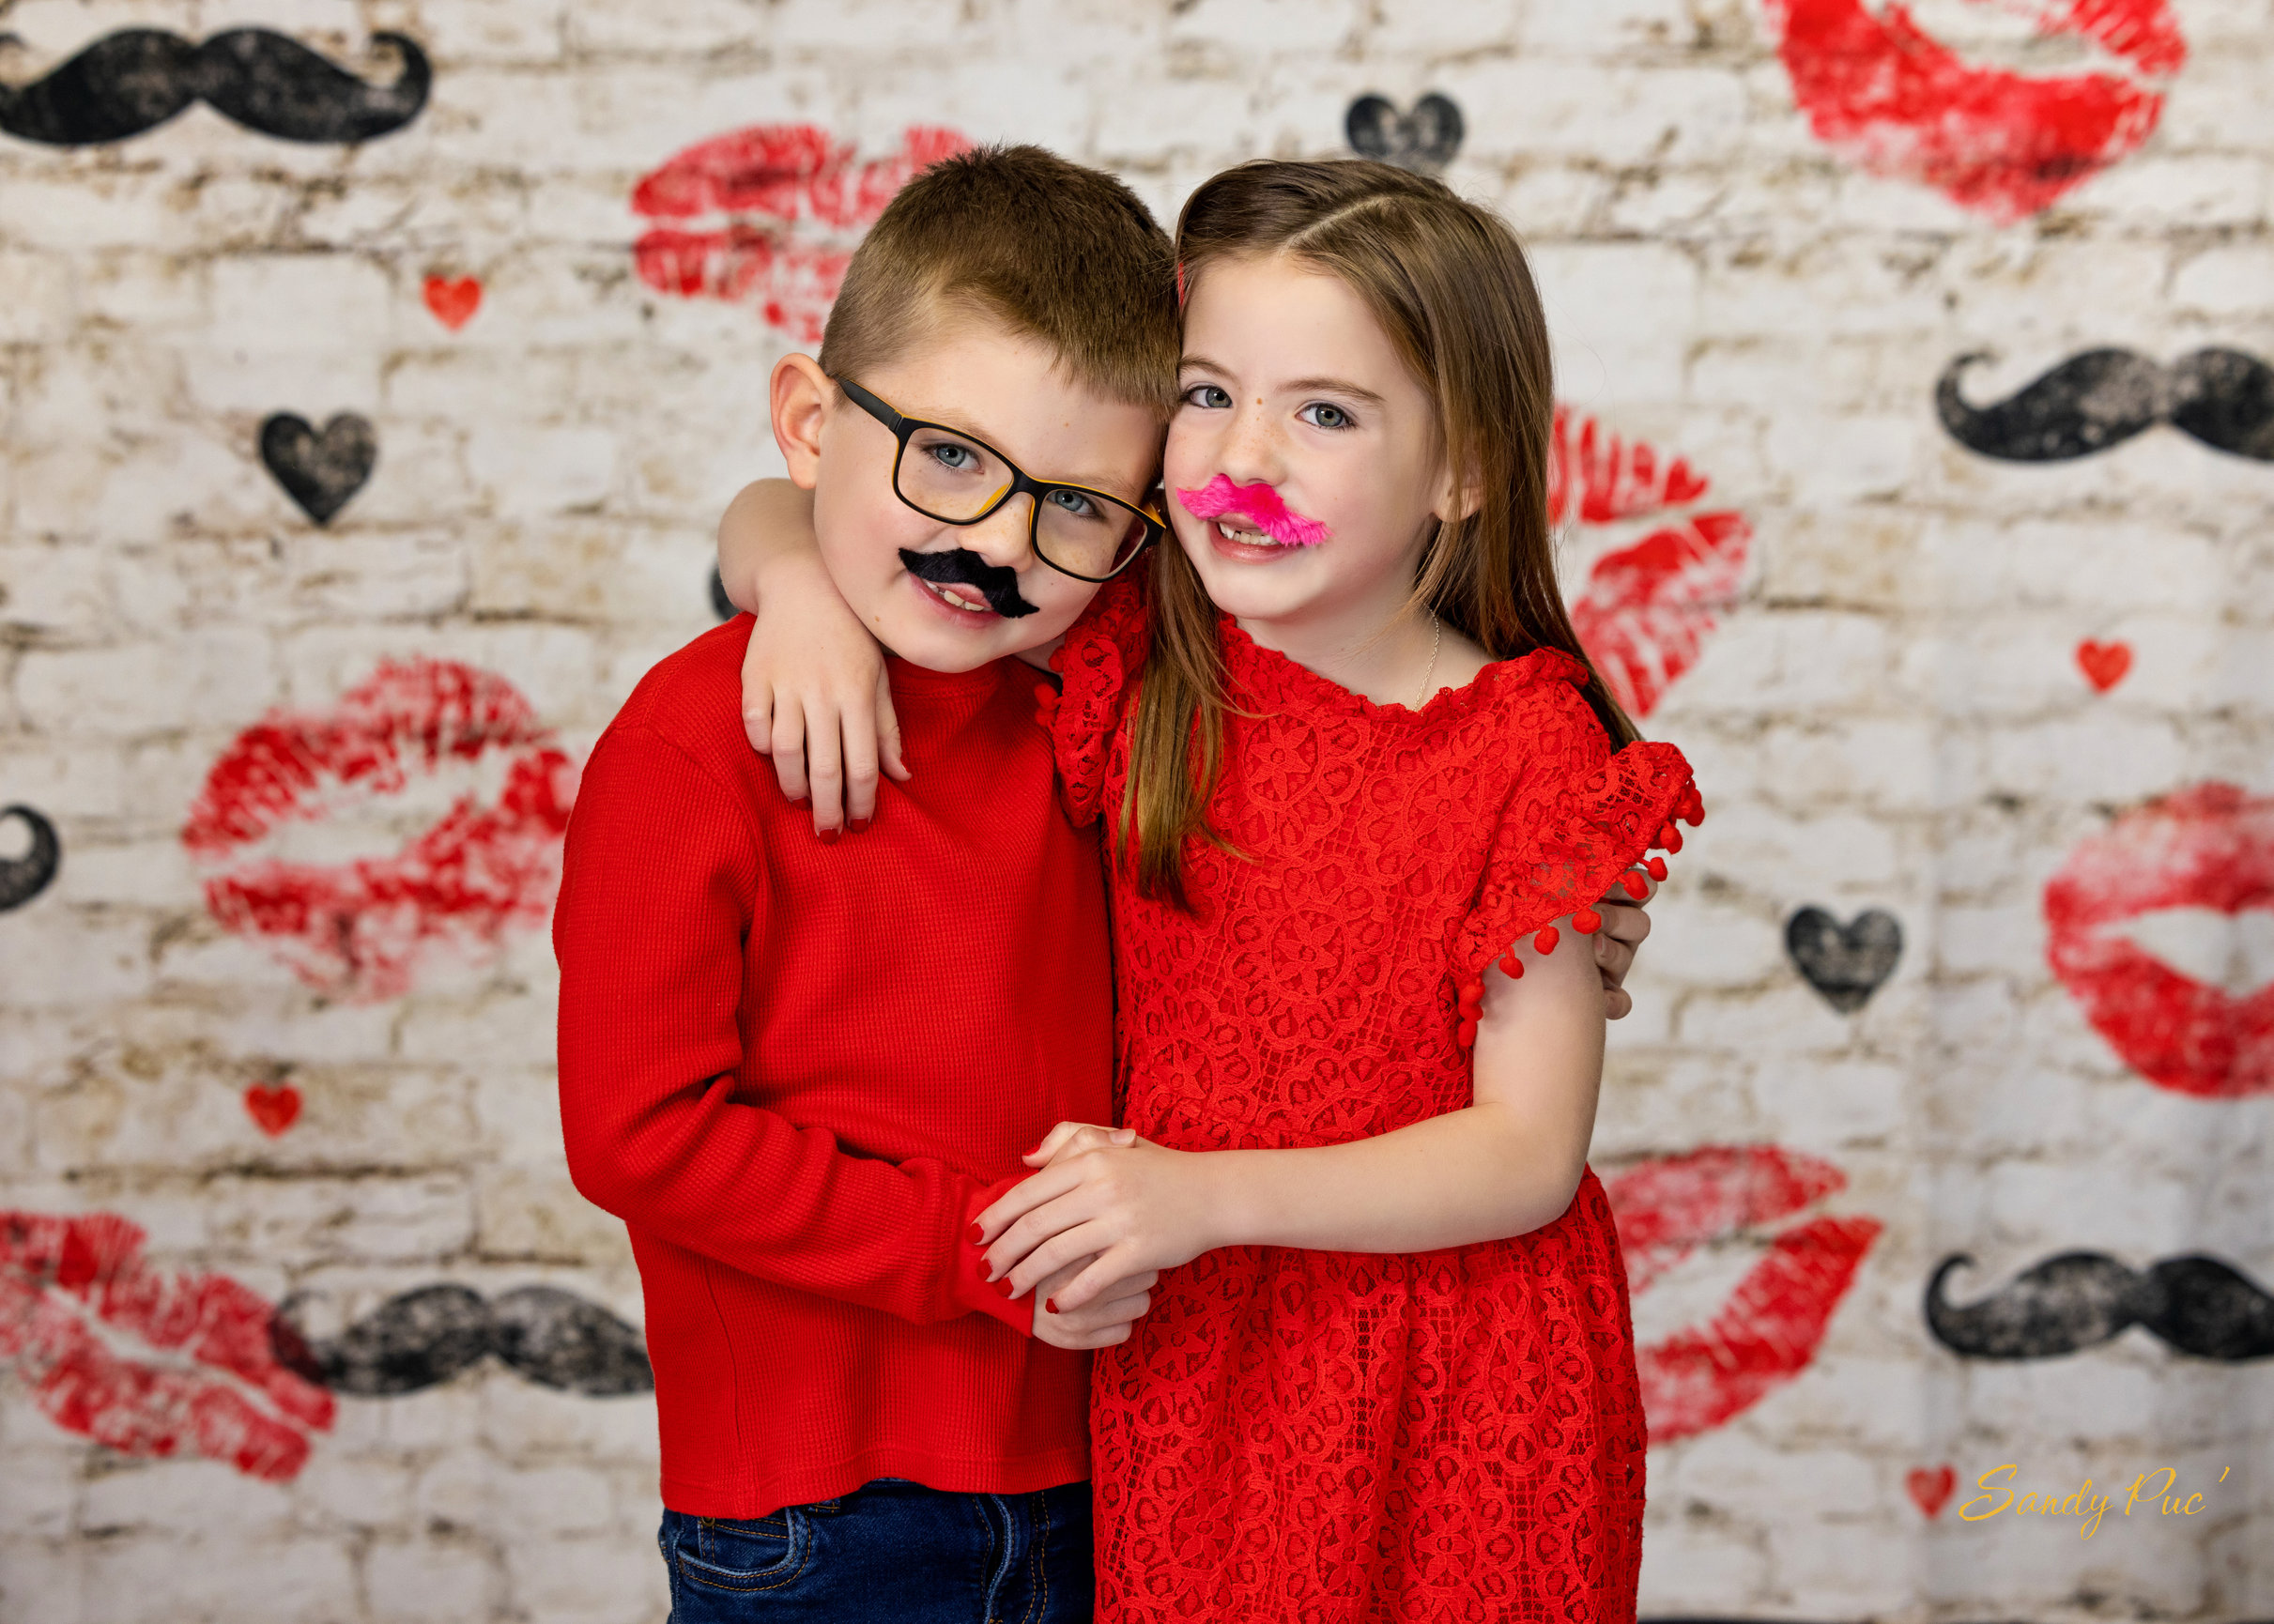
top-left (835, 376), bottom-right (1164, 582)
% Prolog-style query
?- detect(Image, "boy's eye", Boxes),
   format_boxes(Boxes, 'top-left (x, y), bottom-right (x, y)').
top-left (1183, 383), bottom-right (1232, 410)
top-left (1298, 403), bottom-right (1355, 431)
top-left (929, 442), bottom-right (979, 472)
top-left (1045, 488), bottom-right (1103, 521)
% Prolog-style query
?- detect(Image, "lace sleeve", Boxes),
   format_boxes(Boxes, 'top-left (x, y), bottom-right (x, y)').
top-left (1035, 574), bottom-right (1150, 826)
top-left (1446, 692), bottom-right (1700, 1047)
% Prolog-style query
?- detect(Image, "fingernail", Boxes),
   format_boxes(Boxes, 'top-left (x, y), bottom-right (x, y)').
top-left (851, 817), bottom-right (870, 834)
top-left (969, 1221), bottom-right (984, 1243)
top-left (995, 1278), bottom-right (1015, 1297)
top-left (1045, 1298), bottom-right (1057, 1314)
top-left (818, 827), bottom-right (839, 845)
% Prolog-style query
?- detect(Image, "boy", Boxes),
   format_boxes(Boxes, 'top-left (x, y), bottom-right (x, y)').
top-left (554, 146), bottom-right (1180, 1621)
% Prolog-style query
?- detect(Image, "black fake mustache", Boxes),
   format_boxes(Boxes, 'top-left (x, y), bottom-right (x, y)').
top-left (1937, 348), bottom-right (2274, 463)
top-left (899, 547), bottom-right (1038, 619)
top-left (270, 1283), bottom-right (653, 1397)
top-left (0, 28), bottom-right (430, 146)
top-left (0, 804), bottom-right (60, 912)
top-left (1926, 1251), bottom-right (2274, 1362)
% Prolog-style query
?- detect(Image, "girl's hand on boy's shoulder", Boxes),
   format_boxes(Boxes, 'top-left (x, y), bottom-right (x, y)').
top-left (975, 1126), bottom-right (1220, 1315)
top-left (717, 475), bottom-right (905, 838)
top-left (738, 559), bottom-right (907, 839)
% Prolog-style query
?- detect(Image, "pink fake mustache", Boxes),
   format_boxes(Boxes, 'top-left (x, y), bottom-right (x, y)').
top-left (1175, 475), bottom-right (1332, 547)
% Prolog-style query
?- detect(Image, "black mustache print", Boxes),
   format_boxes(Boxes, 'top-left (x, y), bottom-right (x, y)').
top-left (899, 547), bottom-right (1038, 619)
top-left (1785, 907), bottom-right (1902, 1013)
top-left (1927, 1252), bottom-right (2274, 1362)
top-left (259, 412), bottom-right (376, 525)
top-left (0, 28), bottom-right (429, 146)
top-left (1345, 93), bottom-right (1465, 174)
top-left (1937, 348), bottom-right (2274, 463)
top-left (0, 804), bottom-right (61, 912)
top-left (271, 1283), bottom-right (653, 1397)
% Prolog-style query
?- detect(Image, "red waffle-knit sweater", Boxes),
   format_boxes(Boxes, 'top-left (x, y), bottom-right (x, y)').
top-left (555, 617), bottom-right (1111, 1519)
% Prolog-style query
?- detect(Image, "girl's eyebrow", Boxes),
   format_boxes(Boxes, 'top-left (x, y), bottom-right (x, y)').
top-left (1179, 356), bottom-right (1387, 409)
top-left (1282, 375), bottom-right (1387, 406)
top-left (1179, 352), bottom-right (1391, 411)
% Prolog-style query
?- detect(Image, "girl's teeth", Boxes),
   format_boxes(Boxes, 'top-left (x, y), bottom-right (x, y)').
top-left (1216, 520), bottom-right (1279, 546)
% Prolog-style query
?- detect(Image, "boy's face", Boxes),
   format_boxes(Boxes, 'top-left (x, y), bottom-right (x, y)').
top-left (779, 318), bottom-right (1163, 674)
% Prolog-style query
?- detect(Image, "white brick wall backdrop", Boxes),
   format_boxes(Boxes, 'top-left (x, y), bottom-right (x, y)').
top-left (2, 0), bottom-right (2269, 1619)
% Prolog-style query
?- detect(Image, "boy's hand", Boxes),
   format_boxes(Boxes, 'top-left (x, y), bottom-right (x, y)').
top-left (976, 1130), bottom-right (1218, 1316)
top-left (1028, 1253), bottom-right (1158, 1350)
top-left (1593, 875), bottom-right (1655, 1020)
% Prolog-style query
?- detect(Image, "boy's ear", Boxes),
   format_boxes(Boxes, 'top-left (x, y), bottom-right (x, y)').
top-left (770, 354), bottom-right (834, 490)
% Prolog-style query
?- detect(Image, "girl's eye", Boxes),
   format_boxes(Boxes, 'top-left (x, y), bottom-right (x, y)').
top-left (1298, 403), bottom-right (1355, 431)
top-left (930, 442), bottom-right (977, 471)
top-left (1183, 383), bottom-right (1232, 410)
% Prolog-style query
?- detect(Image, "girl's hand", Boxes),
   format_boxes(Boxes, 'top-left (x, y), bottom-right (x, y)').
top-left (1028, 1121), bottom-right (1135, 1162)
top-left (1028, 1252), bottom-right (1159, 1350)
top-left (976, 1133), bottom-right (1220, 1313)
top-left (717, 479), bottom-right (908, 838)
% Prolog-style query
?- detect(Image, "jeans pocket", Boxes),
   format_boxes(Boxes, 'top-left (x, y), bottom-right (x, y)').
top-left (674, 1509), bottom-right (812, 1595)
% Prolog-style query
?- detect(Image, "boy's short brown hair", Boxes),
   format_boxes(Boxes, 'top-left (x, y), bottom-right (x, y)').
top-left (820, 145), bottom-right (1179, 418)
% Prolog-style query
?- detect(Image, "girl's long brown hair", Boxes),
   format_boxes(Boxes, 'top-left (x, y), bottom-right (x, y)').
top-left (1120, 159), bottom-right (1640, 909)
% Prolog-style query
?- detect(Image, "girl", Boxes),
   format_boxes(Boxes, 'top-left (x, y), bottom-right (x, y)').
top-left (727, 160), bottom-right (1697, 1619)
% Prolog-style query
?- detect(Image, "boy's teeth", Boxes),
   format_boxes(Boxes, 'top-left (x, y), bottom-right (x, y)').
top-left (927, 581), bottom-right (988, 612)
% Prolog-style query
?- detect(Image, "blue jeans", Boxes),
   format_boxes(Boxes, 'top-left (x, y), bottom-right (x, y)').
top-left (658, 1478), bottom-right (1093, 1623)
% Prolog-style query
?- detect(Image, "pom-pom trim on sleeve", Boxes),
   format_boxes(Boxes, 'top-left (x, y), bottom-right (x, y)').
top-left (1447, 740), bottom-right (1700, 1045)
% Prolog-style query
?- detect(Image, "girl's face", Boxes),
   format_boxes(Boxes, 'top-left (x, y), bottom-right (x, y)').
top-left (1164, 252), bottom-right (1456, 636)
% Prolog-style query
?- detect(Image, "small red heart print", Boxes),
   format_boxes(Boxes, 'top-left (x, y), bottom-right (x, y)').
top-left (243, 1082), bottom-right (302, 1137)
top-left (423, 275), bottom-right (483, 331)
top-left (2076, 639), bottom-right (2132, 693)
top-left (1908, 1464), bottom-right (1957, 1519)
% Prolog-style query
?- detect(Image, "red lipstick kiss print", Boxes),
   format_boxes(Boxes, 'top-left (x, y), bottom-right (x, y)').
top-left (1761, 0), bottom-right (2187, 222)
top-left (1908, 1463), bottom-right (1958, 1517)
top-left (1553, 406), bottom-right (1752, 718)
top-left (2076, 637), bottom-right (2131, 692)
top-left (631, 124), bottom-right (970, 343)
top-left (1603, 1144), bottom-right (1882, 1443)
top-left (2044, 781), bottom-right (2274, 1098)
top-left (422, 274), bottom-right (482, 330)
top-left (181, 658), bottom-right (577, 1004)
top-left (1, 1210), bottom-right (334, 1480)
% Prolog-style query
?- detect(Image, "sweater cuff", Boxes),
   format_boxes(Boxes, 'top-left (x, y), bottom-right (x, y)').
top-left (954, 1174), bottom-right (1035, 1337)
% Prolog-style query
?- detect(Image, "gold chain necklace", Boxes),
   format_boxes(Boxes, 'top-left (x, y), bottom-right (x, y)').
top-left (1415, 612), bottom-right (1441, 709)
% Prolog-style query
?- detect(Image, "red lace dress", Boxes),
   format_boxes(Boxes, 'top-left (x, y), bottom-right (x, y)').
top-left (1047, 579), bottom-right (1697, 1623)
